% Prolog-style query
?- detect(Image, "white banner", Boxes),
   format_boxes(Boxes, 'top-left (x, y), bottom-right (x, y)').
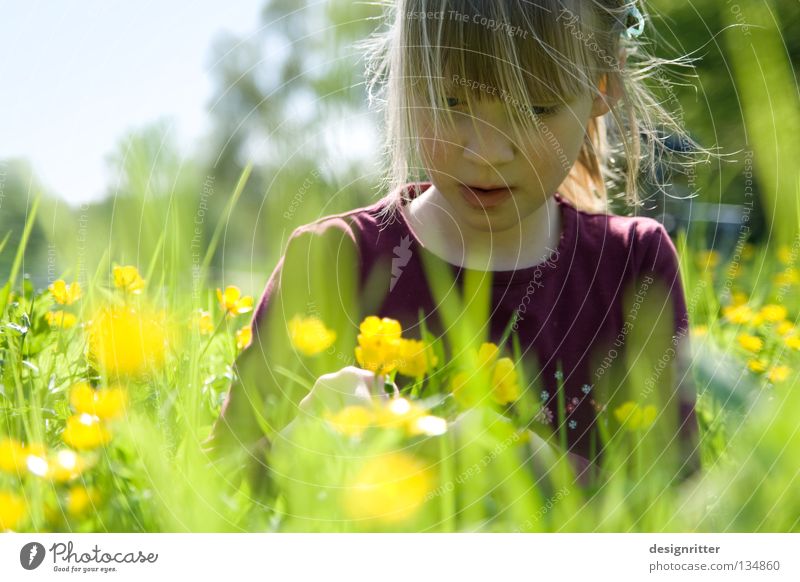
top-left (1, 534), bottom-right (797, 581)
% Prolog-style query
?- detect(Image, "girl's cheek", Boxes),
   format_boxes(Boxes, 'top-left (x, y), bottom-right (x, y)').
top-left (419, 127), bottom-right (459, 168)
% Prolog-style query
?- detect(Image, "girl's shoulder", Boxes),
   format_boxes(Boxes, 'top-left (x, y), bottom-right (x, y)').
top-left (558, 195), bottom-right (681, 286)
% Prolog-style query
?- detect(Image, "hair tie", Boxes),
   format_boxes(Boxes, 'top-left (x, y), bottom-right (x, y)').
top-left (621, 3), bottom-right (645, 39)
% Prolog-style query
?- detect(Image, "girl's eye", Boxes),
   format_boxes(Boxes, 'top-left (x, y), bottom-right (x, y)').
top-left (444, 96), bottom-right (462, 107)
top-left (527, 105), bottom-right (559, 117)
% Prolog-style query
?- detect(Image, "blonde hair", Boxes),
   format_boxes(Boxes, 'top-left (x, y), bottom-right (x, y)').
top-left (358, 0), bottom-right (713, 217)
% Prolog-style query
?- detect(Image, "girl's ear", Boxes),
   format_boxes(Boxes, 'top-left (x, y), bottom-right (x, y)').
top-left (590, 50), bottom-right (628, 117)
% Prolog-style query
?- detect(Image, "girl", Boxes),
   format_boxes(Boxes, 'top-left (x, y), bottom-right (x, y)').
top-left (207, 0), bottom-right (707, 492)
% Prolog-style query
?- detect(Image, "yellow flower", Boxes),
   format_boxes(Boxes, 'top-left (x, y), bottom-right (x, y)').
top-left (776, 321), bottom-right (795, 337)
top-left (216, 285), bottom-right (253, 316)
top-left (191, 310), bottom-right (214, 335)
top-left (47, 449), bottom-right (86, 482)
top-left (86, 305), bottom-right (168, 377)
top-left (69, 382), bottom-right (127, 420)
top-left (396, 338), bottom-right (438, 379)
top-left (48, 279), bottom-right (82, 305)
top-left (112, 265), bottom-right (145, 294)
top-left (723, 304), bottom-right (754, 324)
top-left (235, 325), bottom-right (252, 350)
top-left (0, 491), bottom-right (26, 531)
top-left (66, 486), bottom-right (99, 517)
top-left (785, 336), bottom-right (800, 351)
top-left (696, 249), bottom-right (720, 270)
top-left (354, 316), bottom-right (402, 375)
top-left (477, 342), bottom-right (500, 368)
top-left (325, 406), bottom-right (375, 437)
top-left (45, 310), bottom-right (78, 329)
top-left (774, 268), bottom-right (800, 286)
top-left (343, 452), bottom-right (434, 526)
top-left (777, 245), bottom-right (794, 265)
top-left (692, 325), bottom-right (708, 337)
top-left (737, 333), bottom-right (763, 353)
top-left (374, 398), bottom-right (447, 436)
top-left (449, 371), bottom-right (473, 407)
top-left (492, 357), bottom-right (521, 404)
top-left (731, 291), bottom-right (748, 306)
top-left (288, 315), bottom-right (337, 356)
top-left (0, 438), bottom-right (27, 474)
top-left (62, 415), bottom-right (112, 450)
top-left (450, 344), bottom-right (520, 406)
top-left (747, 359), bottom-right (768, 373)
top-left (759, 304), bottom-right (788, 323)
top-left (613, 401), bottom-right (657, 431)
top-left (766, 366), bottom-right (791, 383)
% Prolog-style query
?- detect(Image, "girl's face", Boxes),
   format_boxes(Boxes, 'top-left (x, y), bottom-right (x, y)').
top-left (417, 90), bottom-right (607, 232)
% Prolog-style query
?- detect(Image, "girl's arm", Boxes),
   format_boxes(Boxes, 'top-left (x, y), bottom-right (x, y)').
top-left (630, 221), bottom-right (701, 479)
top-left (203, 217), bottom-right (362, 490)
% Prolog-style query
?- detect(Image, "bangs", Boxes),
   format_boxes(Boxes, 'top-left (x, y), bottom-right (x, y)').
top-left (402, 0), bottom-right (614, 136)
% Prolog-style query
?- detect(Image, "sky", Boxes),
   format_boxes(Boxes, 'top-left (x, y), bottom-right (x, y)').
top-left (1, 0), bottom-right (264, 205)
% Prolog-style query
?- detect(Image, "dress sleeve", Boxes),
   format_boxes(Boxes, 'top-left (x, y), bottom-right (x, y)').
top-left (203, 218), bottom-right (362, 489)
top-left (631, 222), bottom-right (701, 478)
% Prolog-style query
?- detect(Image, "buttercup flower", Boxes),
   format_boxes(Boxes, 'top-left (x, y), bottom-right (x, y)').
top-left (785, 336), bottom-right (800, 351)
top-left (492, 357), bottom-right (521, 404)
top-left (777, 245), bottom-right (794, 265)
top-left (696, 250), bottom-right (720, 270)
top-left (766, 366), bottom-right (791, 383)
top-left (113, 265), bottom-right (146, 294)
top-left (0, 492), bottom-right (26, 531)
top-left (191, 309), bottom-right (214, 335)
top-left (0, 438), bottom-right (26, 474)
top-left (86, 305), bottom-right (168, 377)
top-left (66, 486), bottom-right (99, 517)
top-left (47, 449), bottom-right (86, 482)
top-left (396, 338), bottom-right (438, 379)
top-left (747, 359), bottom-right (768, 373)
top-left (774, 268), bottom-right (800, 286)
top-left (759, 304), bottom-right (787, 323)
top-left (69, 382), bottom-right (128, 420)
top-left (236, 325), bottom-right (252, 350)
top-left (477, 342), bottom-right (500, 368)
top-left (48, 280), bottom-right (82, 305)
top-left (325, 406), bottom-right (374, 437)
top-left (62, 415), bottom-right (112, 450)
top-left (216, 286), bottom-right (253, 316)
top-left (731, 291), bottom-right (748, 306)
top-left (776, 321), bottom-right (795, 337)
top-left (613, 401), bottom-right (657, 431)
top-left (737, 333), bottom-right (763, 353)
top-left (723, 305), bottom-right (754, 324)
top-left (355, 316), bottom-right (402, 375)
top-left (288, 315), bottom-right (337, 356)
top-left (343, 452), bottom-right (434, 526)
top-left (450, 344), bottom-right (521, 406)
top-left (692, 325), bottom-right (708, 337)
top-left (45, 310), bottom-right (78, 329)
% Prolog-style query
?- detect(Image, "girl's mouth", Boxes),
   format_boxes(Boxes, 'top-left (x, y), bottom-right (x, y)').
top-left (458, 184), bottom-right (514, 209)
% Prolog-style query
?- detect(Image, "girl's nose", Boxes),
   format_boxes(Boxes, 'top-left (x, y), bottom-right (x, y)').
top-left (461, 120), bottom-right (515, 166)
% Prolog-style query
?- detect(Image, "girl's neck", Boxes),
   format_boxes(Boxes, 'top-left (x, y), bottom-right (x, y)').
top-left (401, 185), bottom-right (562, 271)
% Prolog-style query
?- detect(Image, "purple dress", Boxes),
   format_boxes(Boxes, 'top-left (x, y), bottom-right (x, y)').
top-left (212, 182), bottom-right (699, 484)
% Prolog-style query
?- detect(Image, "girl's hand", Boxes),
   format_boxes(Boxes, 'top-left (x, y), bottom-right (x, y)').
top-left (297, 365), bottom-right (399, 416)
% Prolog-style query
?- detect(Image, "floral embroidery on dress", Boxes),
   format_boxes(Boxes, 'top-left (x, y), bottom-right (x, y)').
top-left (540, 390), bottom-right (549, 402)
top-left (535, 406), bottom-right (554, 426)
top-left (566, 396), bottom-right (581, 414)
top-left (568, 419), bottom-right (577, 430)
top-left (581, 384), bottom-right (592, 395)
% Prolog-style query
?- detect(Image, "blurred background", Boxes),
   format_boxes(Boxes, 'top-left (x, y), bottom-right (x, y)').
top-left (2, 0), bottom-right (798, 295)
